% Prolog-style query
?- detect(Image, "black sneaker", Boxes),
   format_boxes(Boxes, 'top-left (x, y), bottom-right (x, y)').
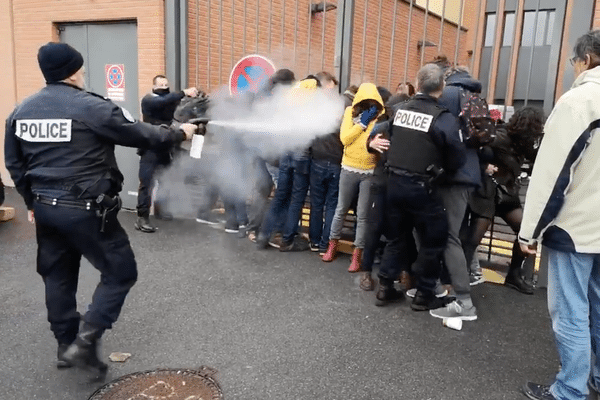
top-left (522, 382), bottom-right (556, 400)
top-left (256, 234), bottom-right (269, 250)
top-left (280, 237), bottom-right (310, 252)
top-left (410, 290), bottom-right (452, 311)
top-left (375, 285), bottom-right (404, 307)
top-left (309, 243), bottom-right (320, 252)
top-left (224, 224), bottom-right (239, 234)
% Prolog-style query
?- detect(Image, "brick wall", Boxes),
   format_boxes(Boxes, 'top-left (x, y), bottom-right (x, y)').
top-left (595, 1), bottom-right (600, 28)
top-left (187, 0), bottom-right (476, 94)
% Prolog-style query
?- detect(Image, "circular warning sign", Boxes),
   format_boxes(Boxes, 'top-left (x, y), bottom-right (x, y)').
top-left (106, 64), bottom-right (125, 88)
top-left (229, 55), bottom-right (276, 96)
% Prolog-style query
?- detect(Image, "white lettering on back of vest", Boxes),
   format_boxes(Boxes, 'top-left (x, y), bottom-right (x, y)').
top-left (393, 110), bottom-right (433, 132)
top-left (16, 119), bottom-right (72, 142)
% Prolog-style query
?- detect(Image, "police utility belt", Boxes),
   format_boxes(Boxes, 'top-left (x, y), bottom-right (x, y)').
top-left (385, 166), bottom-right (429, 181)
top-left (35, 193), bottom-right (121, 232)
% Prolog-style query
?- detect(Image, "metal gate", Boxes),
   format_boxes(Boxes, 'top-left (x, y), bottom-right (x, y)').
top-left (187, 0), bottom-right (475, 94)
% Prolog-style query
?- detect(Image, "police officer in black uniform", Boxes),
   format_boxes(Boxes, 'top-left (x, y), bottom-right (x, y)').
top-left (135, 75), bottom-right (199, 232)
top-left (371, 64), bottom-right (466, 311)
top-left (4, 42), bottom-right (196, 376)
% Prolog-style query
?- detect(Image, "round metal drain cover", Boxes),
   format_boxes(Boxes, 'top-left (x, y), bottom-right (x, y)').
top-left (88, 367), bottom-right (223, 400)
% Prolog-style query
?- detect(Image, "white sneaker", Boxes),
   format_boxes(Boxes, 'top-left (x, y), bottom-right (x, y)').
top-left (469, 272), bottom-right (485, 286)
top-left (429, 300), bottom-right (478, 321)
top-left (406, 287), bottom-right (448, 298)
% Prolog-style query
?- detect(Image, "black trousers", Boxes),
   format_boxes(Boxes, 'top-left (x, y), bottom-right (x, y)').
top-left (33, 198), bottom-right (137, 344)
top-left (378, 174), bottom-right (448, 295)
top-left (137, 151), bottom-right (171, 218)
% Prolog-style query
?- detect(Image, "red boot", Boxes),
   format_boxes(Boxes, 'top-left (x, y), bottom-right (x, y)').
top-left (321, 239), bottom-right (339, 262)
top-left (348, 248), bottom-right (363, 272)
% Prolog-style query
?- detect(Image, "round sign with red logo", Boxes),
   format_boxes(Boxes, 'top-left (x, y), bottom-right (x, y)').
top-left (229, 55), bottom-right (276, 96)
top-left (106, 64), bottom-right (125, 88)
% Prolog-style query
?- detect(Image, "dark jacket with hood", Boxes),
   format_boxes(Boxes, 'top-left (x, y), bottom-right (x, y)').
top-left (437, 70), bottom-right (483, 188)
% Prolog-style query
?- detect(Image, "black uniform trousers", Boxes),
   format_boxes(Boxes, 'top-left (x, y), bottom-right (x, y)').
top-left (33, 195), bottom-right (137, 345)
top-left (361, 180), bottom-right (418, 272)
top-left (378, 173), bottom-right (448, 295)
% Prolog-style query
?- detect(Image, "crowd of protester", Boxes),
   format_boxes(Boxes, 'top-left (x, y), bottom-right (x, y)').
top-left (145, 54), bottom-right (545, 324)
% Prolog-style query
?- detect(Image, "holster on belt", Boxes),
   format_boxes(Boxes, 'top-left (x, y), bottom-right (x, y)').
top-left (95, 194), bottom-right (122, 233)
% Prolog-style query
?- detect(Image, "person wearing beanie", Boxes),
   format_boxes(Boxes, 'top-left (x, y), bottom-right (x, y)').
top-left (4, 42), bottom-right (197, 377)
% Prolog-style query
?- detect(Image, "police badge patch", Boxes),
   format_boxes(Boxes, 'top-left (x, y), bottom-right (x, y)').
top-left (121, 107), bottom-right (136, 123)
top-left (16, 119), bottom-right (72, 142)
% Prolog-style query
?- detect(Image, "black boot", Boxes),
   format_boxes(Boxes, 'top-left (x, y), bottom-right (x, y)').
top-left (504, 271), bottom-right (534, 294)
top-left (411, 290), bottom-right (451, 311)
top-left (62, 323), bottom-right (108, 375)
top-left (375, 278), bottom-right (404, 307)
top-left (56, 343), bottom-right (73, 369)
top-left (134, 216), bottom-right (156, 233)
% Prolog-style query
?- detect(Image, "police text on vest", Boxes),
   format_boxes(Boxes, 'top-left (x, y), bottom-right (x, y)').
top-left (16, 119), bottom-right (72, 142)
top-left (393, 110), bottom-right (433, 132)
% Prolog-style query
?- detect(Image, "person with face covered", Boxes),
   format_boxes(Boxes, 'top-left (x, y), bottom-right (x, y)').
top-left (135, 75), bottom-right (198, 232)
top-left (321, 82), bottom-right (385, 272)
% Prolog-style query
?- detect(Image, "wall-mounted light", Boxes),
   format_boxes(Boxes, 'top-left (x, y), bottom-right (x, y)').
top-left (417, 40), bottom-right (437, 50)
top-left (311, 2), bottom-right (337, 14)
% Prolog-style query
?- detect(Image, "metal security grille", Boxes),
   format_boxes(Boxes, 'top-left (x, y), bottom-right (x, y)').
top-left (188, 0), bottom-right (474, 94)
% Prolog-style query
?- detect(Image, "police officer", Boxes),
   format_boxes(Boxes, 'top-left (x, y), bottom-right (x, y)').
top-left (370, 63), bottom-right (466, 311)
top-left (4, 42), bottom-right (197, 375)
top-left (135, 75), bottom-right (199, 232)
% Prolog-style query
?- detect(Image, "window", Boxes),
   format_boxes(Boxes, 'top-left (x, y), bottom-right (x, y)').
top-left (503, 12), bottom-right (516, 46)
top-left (484, 13), bottom-right (496, 47)
top-left (546, 11), bottom-right (556, 45)
top-left (521, 10), bottom-right (555, 47)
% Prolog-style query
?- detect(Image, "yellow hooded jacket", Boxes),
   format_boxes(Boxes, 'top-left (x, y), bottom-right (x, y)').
top-left (339, 83), bottom-right (385, 170)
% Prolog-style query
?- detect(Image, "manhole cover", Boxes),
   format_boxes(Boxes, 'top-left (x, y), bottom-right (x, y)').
top-left (88, 367), bottom-right (223, 400)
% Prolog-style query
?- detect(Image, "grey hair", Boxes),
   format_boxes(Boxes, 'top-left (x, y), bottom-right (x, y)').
top-left (417, 64), bottom-right (445, 94)
top-left (574, 30), bottom-right (600, 67)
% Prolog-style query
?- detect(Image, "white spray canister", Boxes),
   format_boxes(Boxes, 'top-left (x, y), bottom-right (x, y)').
top-left (189, 134), bottom-right (205, 159)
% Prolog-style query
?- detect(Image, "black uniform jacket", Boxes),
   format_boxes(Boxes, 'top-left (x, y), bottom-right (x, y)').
top-left (5, 82), bottom-right (185, 209)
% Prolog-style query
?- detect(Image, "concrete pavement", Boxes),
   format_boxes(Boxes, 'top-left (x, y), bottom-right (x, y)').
top-left (0, 187), bottom-right (559, 400)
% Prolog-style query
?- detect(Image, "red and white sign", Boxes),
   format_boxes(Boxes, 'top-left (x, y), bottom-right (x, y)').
top-left (105, 64), bottom-right (126, 102)
top-left (229, 55), bottom-right (276, 96)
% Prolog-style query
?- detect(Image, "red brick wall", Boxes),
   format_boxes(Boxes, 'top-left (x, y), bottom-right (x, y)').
top-left (188, 0), bottom-right (475, 93)
top-left (9, 0), bottom-right (165, 102)
top-left (595, 2), bottom-right (600, 28)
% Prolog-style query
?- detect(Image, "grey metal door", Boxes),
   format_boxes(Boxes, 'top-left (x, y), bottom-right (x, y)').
top-left (59, 22), bottom-right (140, 210)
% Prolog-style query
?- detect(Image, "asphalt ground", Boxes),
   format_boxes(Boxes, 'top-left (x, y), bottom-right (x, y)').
top-left (0, 187), bottom-right (559, 400)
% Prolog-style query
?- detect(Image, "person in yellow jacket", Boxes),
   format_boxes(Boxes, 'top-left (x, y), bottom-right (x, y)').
top-left (322, 82), bottom-right (385, 271)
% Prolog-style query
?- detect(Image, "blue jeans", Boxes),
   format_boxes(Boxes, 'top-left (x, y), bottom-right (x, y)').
top-left (259, 156), bottom-right (294, 238)
top-left (282, 157), bottom-right (311, 243)
top-left (546, 248), bottom-right (600, 400)
top-left (309, 159), bottom-right (341, 250)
